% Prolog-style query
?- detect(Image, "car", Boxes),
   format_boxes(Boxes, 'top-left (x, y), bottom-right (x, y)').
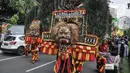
top-left (1, 35), bottom-right (25, 56)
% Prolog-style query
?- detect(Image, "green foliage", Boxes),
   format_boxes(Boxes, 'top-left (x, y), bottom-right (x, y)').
top-left (129, 42), bottom-right (130, 63)
top-left (13, 14), bottom-right (19, 20)
top-left (124, 29), bottom-right (130, 37)
top-left (7, 24), bottom-right (12, 29)
top-left (8, 0), bottom-right (40, 24)
top-left (86, 0), bottom-right (112, 38)
top-left (8, 17), bottom-right (17, 24)
top-left (123, 41), bottom-right (130, 73)
top-left (25, 0), bottom-right (86, 30)
top-left (123, 58), bottom-right (130, 73)
top-left (8, 14), bottom-right (19, 24)
top-left (8, 0), bottom-right (39, 14)
top-left (113, 18), bottom-right (118, 22)
top-left (8, 16), bottom-right (17, 24)
top-left (24, 0), bottom-right (112, 38)
top-left (24, 6), bottom-right (39, 29)
top-left (114, 26), bottom-right (119, 31)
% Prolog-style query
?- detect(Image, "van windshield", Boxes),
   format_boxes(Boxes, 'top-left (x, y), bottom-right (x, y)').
top-left (4, 36), bottom-right (16, 41)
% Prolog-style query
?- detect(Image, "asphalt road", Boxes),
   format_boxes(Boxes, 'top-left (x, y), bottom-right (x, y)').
top-left (0, 51), bottom-right (97, 73)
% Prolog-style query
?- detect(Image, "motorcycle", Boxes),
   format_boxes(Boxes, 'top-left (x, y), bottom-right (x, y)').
top-left (105, 52), bottom-right (120, 73)
top-left (96, 52), bottom-right (120, 73)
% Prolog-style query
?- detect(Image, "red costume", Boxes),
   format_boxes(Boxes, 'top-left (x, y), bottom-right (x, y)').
top-left (40, 9), bottom-right (99, 73)
top-left (31, 44), bottom-right (39, 63)
top-left (24, 45), bottom-right (30, 56)
top-left (25, 36), bottom-right (42, 63)
top-left (99, 43), bottom-right (109, 52)
top-left (96, 42), bottom-right (109, 73)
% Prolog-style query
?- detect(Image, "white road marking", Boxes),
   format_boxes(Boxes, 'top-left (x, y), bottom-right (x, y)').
top-left (26, 60), bottom-right (56, 72)
top-left (0, 56), bottom-right (23, 62)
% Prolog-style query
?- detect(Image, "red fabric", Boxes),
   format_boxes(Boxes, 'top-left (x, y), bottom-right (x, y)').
top-left (55, 48), bottom-right (72, 73)
top-left (67, 58), bottom-right (71, 73)
top-left (72, 45), bottom-right (96, 61)
top-left (24, 47), bottom-right (29, 56)
top-left (62, 56), bottom-right (67, 73)
top-left (56, 57), bottom-right (61, 72)
top-left (82, 53), bottom-right (86, 61)
top-left (42, 41), bottom-right (57, 55)
top-left (55, 57), bottom-right (71, 73)
top-left (90, 54), bottom-right (95, 61)
top-left (77, 65), bottom-right (83, 71)
top-left (99, 43), bottom-right (108, 52)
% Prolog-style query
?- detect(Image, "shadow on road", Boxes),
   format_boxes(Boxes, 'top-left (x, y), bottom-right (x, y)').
top-left (93, 69), bottom-right (99, 73)
top-left (0, 52), bottom-right (18, 57)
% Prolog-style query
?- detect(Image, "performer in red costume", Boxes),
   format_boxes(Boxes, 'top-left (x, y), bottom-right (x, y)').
top-left (97, 39), bottom-right (109, 73)
top-left (25, 19), bottom-right (42, 63)
top-left (24, 44), bottom-right (30, 56)
top-left (31, 44), bottom-right (39, 63)
top-left (41, 9), bottom-right (99, 73)
top-left (99, 39), bottom-right (109, 52)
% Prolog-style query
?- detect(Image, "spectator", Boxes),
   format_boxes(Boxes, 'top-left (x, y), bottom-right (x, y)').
top-left (108, 38), bottom-right (118, 56)
top-left (118, 38), bottom-right (129, 73)
top-left (124, 35), bottom-right (129, 46)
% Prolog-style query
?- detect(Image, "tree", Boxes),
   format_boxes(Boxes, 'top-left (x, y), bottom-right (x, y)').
top-left (86, 0), bottom-right (112, 38)
top-left (7, 0), bottom-right (40, 24)
top-left (25, 0), bottom-right (84, 30)
top-left (124, 28), bottom-right (130, 37)
top-left (25, 0), bottom-right (112, 38)
top-left (0, 0), bottom-right (17, 23)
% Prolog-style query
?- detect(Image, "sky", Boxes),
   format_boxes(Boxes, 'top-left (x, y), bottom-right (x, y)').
top-left (109, 0), bottom-right (130, 18)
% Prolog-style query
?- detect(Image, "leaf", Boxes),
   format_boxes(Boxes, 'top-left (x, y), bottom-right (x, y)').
top-left (8, 17), bottom-right (17, 24)
top-left (13, 14), bottom-right (19, 20)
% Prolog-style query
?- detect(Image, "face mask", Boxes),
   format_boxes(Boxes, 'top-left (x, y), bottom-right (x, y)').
top-left (121, 41), bottom-right (125, 44)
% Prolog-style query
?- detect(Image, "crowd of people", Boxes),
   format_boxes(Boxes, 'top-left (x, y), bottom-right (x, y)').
top-left (97, 35), bottom-right (129, 73)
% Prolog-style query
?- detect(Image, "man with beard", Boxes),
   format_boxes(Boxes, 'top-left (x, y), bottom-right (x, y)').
top-left (118, 38), bottom-right (129, 73)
